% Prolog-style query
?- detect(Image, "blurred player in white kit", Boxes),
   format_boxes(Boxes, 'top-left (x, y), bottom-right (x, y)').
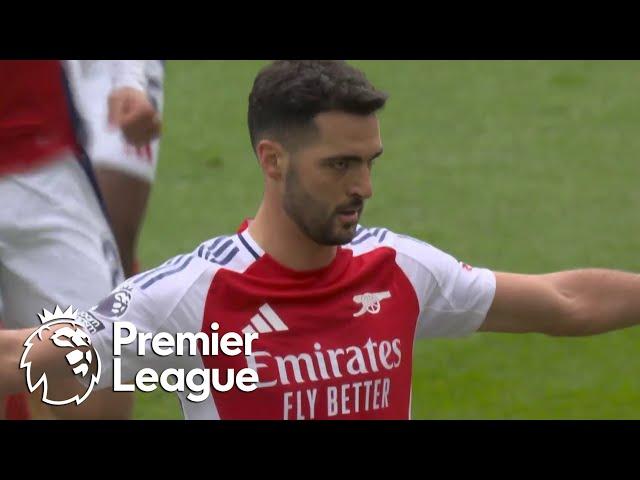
top-left (0, 60), bottom-right (160, 419)
top-left (74, 60), bottom-right (165, 278)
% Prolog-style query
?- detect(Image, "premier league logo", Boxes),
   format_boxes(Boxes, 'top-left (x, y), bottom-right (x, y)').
top-left (20, 306), bottom-right (101, 406)
top-left (93, 284), bottom-right (133, 318)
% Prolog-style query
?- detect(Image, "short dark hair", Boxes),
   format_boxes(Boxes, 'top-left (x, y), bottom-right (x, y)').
top-left (248, 60), bottom-right (388, 152)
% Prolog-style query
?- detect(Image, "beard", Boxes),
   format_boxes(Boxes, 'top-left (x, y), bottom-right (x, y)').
top-left (282, 165), bottom-right (363, 246)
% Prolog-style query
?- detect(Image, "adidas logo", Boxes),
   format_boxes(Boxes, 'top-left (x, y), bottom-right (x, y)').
top-left (242, 304), bottom-right (288, 335)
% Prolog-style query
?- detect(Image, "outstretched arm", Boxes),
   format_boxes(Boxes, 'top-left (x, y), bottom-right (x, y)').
top-left (480, 269), bottom-right (640, 336)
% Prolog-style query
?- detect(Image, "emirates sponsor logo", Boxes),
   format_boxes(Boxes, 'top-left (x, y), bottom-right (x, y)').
top-left (247, 337), bottom-right (402, 388)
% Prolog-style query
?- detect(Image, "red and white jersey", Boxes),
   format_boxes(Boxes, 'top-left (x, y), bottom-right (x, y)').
top-left (79, 224), bottom-right (496, 420)
top-left (0, 60), bottom-right (147, 176)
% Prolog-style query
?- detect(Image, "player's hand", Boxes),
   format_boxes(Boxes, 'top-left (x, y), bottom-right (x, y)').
top-left (108, 87), bottom-right (161, 147)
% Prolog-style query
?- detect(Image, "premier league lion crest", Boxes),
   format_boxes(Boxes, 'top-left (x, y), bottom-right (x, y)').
top-left (93, 284), bottom-right (133, 318)
top-left (20, 306), bottom-right (101, 406)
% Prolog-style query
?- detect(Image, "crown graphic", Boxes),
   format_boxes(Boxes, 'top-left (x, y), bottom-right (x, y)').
top-left (37, 305), bottom-right (78, 325)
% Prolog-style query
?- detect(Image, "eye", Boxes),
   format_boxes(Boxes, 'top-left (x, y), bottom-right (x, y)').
top-left (332, 159), bottom-right (349, 171)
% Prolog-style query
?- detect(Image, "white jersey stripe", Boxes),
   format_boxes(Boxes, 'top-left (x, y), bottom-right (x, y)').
top-left (259, 304), bottom-right (288, 331)
top-left (250, 313), bottom-right (273, 333)
top-left (242, 325), bottom-right (257, 335)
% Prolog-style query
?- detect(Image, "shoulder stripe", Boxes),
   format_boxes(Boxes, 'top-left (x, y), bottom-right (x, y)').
top-left (212, 246), bottom-right (240, 266)
top-left (169, 255), bottom-right (185, 265)
top-left (132, 255), bottom-right (185, 285)
top-left (351, 227), bottom-right (367, 243)
top-left (140, 255), bottom-right (195, 290)
top-left (350, 231), bottom-right (375, 245)
top-left (212, 238), bottom-right (233, 258)
top-left (204, 236), bottom-right (227, 256)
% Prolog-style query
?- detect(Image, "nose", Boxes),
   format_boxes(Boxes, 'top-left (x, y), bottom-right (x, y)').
top-left (348, 164), bottom-right (373, 200)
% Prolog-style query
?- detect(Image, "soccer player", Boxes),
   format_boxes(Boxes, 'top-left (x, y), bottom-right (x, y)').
top-left (73, 60), bottom-right (165, 278)
top-left (0, 60), bottom-right (160, 419)
top-left (2, 60), bottom-right (640, 419)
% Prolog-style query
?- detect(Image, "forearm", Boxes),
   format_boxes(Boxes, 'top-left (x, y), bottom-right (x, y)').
top-left (0, 324), bottom-right (87, 397)
top-left (546, 268), bottom-right (640, 336)
top-left (0, 328), bottom-right (31, 397)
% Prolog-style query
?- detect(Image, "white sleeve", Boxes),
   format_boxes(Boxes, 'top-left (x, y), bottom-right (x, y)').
top-left (75, 254), bottom-right (210, 390)
top-left (65, 60), bottom-right (148, 92)
top-left (393, 233), bottom-right (496, 338)
top-left (107, 60), bottom-right (148, 91)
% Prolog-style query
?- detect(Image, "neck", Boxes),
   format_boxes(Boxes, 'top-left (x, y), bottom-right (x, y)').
top-left (249, 200), bottom-right (338, 271)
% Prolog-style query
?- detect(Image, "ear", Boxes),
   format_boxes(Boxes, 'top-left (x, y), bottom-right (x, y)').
top-left (256, 139), bottom-right (286, 180)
